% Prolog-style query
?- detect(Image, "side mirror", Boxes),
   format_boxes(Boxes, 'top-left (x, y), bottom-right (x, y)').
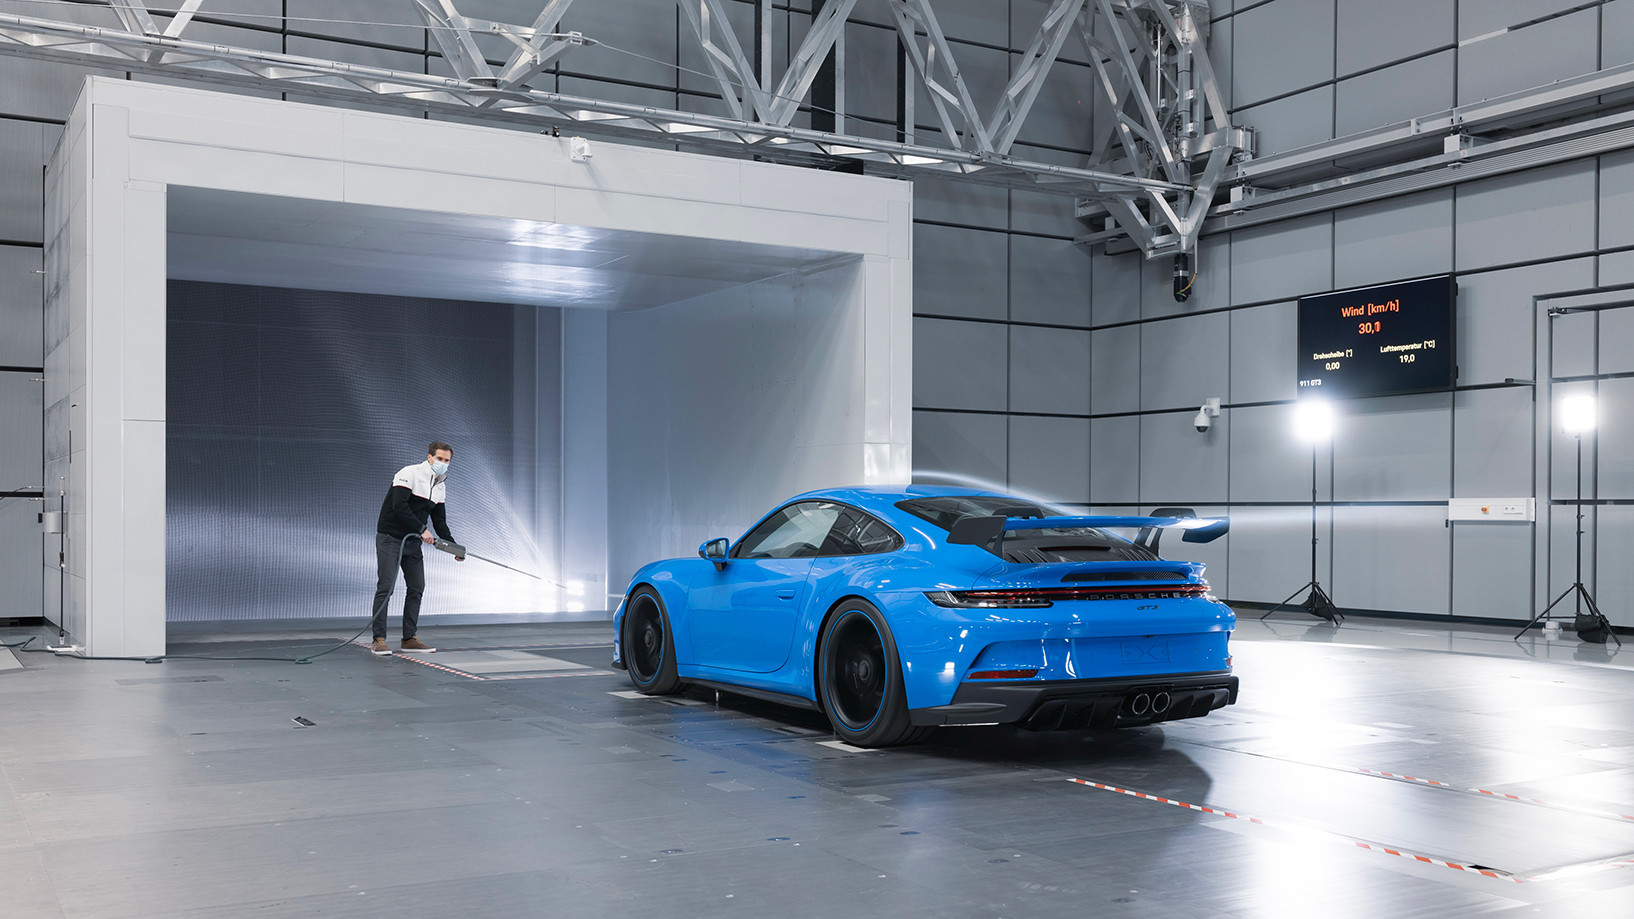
top-left (698, 537), bottom-right (729, 571)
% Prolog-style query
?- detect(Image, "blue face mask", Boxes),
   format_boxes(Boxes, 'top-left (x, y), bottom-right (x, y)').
top-left (430, 460), bottom-right (449, 476)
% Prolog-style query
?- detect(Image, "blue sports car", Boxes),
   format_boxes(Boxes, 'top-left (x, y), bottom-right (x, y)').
top-left (611, 486), bottom-right (1237, 747)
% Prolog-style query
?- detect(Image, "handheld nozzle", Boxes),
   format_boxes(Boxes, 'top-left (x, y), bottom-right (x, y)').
top-left (432, 537), bottom-right (466, 560)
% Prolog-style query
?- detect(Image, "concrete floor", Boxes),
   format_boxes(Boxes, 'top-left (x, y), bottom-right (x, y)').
top-left (2, 613), bottom-right (1633, 917)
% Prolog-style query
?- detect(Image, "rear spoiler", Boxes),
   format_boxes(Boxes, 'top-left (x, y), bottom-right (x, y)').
top-left (947, 512), bottom-right (1229, 548)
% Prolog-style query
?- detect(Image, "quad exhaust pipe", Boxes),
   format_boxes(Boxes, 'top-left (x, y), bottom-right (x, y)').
top-left (1124, 690), bottom-right (1172, 717)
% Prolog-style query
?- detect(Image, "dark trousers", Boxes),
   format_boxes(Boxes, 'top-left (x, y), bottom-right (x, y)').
top-left (373, 533), bottom-right (425, 640)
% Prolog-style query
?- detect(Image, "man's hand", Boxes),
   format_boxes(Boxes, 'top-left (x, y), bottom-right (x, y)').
top-left (421, 529), bottom-right (435, 544)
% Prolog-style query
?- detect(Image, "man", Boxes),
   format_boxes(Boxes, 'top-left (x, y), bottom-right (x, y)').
top-left (371, 442), bottom-right (462, 654)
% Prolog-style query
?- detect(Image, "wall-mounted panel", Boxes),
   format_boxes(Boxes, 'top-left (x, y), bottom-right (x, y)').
top-left (1333, 392), bottom-right (1452, 501)
top-left (1457, 258), bottom-right (1592, 386)
top-left (1232, 0), bottom-right (1335, 107)
top-left (1453, 386), bottom-right (1534, 498)
top-left (1140, 411), bottom-right (1228, 504)
top-left (1091, 324), bottom-right (1140, 414)
top-left (0, 245), bottom-right (42, 366)
top-left (1231, 214), bottom-right (1333, 305)
top-left (1089, 415), bottom-right (1139, 505)
top-left (1335, 51), bottom-right (1455, 139)
top-left (913, 317), bottom-right (1007, 411)
top-left (1140, 311), bottom-right (1229, 411)
top-left (914, 224), bottom-right (1008, 320)
top-left (914, 409), bottom-right (1008, 487)
top-left (1333, 189), bottom-right (1453, 290)
top-left (1451, 523), bottom-right (1533, 621)
top-left (1008, 414), bottom-right (1089, 505)
top-left (1233, 86), bottom-right (1334, 158)
top-left (1092, 249), bottom-right (1142, 326)
top-left (1336, 0), bottom-right (1454, 77)
top-left (1225, 505), bottom-right (1332, 605)
top-left (1599, 377), bottom-right (1634, 500)
top-left (1229, 300), bottom-right (1297, 404)
top-left (1601, 150), bottom-right (1634, 251)
top-left (1228, 402), bottom-right (1325, 503)
top-left (1009, 324), bottom-right (1090, 415)
top-left (1331, 504), bottom-right (1450, 614)
top-left (1598, 505), bottom-right (1634, 627)
top-left (1457, 10), bottom-right (1599, 105)
top-left (1009, 235), bottom-right (1090, 327)
top-left (1455, 161), bottom-right (1596, 273)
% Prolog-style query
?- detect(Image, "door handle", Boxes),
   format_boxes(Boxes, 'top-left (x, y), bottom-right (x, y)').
top-left (776, 589), bottom-right (796, 600)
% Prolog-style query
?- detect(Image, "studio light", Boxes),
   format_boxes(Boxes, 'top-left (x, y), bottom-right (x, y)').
top-left (1292, 398), bottom-right (1334, 443)
top-left (1560, 393), bottom-right (1596, 433)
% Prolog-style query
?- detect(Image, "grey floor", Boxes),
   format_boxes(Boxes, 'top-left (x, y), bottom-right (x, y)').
top-left (3, 614), bottom-right (1634, 917)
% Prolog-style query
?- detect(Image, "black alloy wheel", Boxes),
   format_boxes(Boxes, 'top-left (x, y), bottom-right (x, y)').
top-left (623, 587), bottom-right (681, 694)
top-left (817, 600), bottom-right (932, 747)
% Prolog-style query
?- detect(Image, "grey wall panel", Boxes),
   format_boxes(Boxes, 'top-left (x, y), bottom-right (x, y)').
top-left (1231, 214), bottom-right (1333, 305)
top-left (1010, 189), bottom-right (1085, 238)
top-left (1009, 324), bottom-right (1090, 415)
top-left (1234, 86), bottom-right (1334, 158)
top-left (1457, 10), bottom-right (1599, 105)
top-left (0, 58), bottom-right (123, 123)
top-left (1331, 504), bottom-right (1450, 614)
top-left (1091, 250), bottom-right (1142, 326)
top-left (1144, 234), bottom-right (1230, 320)
top-left (1597, 505), bottom-right (1634, 627)
top-left (1551, 310), bottom-right (1596, 379)
top-left (1451, 524), bottom-right (1533, 621)
top-left (914, 409), bottom-right (1007, 486)
top-left (1089, 415), bottom-right (1140, 504)
top-left (0, 245), bottom-right (41, 366)
top-left (0, 494), bottom-right (41, 619)
top-left (1014, 57), bottom-right (1096, 153)
top-left (1209, 15), bottom-right (1232, 109)
top-left (1225, 506), bottom-right (1331, 604)
top-left (1229, 301), bottom-right (1297, 404)
top-left (913, 317), bottom-right (1007, 411)
top-left (1332, 189), bottom-right (1453, 290)
top-left (1009, 235), bottom-right (1091, 327)
top-left (1598, 377), bottom-right (1634, 500)
top-left (1334, 392), bottom-right (1452, 501)
top-left (1140, 411), bottom-right (1228, 504)
top-left (1601, 251), bottom-right (1634, 288)
top-left (0, 119), bottom-right (45, 244)
top-left (841, 20), bottom-right (901, 124)
top-left (1140, 311), bottom-right (1229, 411)
top-left (1456, 259), bottom-right (1593, 385)
top-left (913, 179), bottom-right (1009, 230)
top-left (928, 0), bottom-right (1010, 44)
top-left (1334, 51), bottom-right (1455, 138)
top-left (1454, 161), bottom-right (1597, 272)
top-left (560, 0), bottom-right (679, 87)
top-left (1457, 0), bottom-right (1593, 38)
top-left (1336, 0), bottom-right (1454, 76)
top-left (285, 0), bottom-right (418, 47)
top-left (0, 371), bottom-right (40, 491)
top-left (1229, 403), bottom-right (1324, 502)
top-left (1453, 387), bottom-right (1533, 498)
top-left (1231, 0), bottom-right (1335, 107)
top-left (914, 224), bottom-right (1008, 320)
top-left (1602, 307), bottom-right (1634, 376)
top-left (1600, 150), bottom-right (1634, 251)
top-left (1008, 415), bottom-right (1089, 504)
top-left (1608, 0), bottom-right (1634, 68)
top-left (1149, 503), bottom-right (1228, 597)
top-left (1091, 324), bottom-right (1140, 414)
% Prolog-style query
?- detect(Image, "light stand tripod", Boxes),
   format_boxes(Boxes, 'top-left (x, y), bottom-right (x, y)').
top-left (1262, 438), bottom-right (1342, 623)
top-left (1515, 429), bottom-right (1618, 645)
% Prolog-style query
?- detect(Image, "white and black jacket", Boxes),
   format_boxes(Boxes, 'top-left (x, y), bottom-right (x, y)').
top-left (376, 462), bottom-right (454, 542)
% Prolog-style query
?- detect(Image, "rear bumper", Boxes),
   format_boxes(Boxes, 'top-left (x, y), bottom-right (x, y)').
top-left (909, 671), bottom-right (1238, 729)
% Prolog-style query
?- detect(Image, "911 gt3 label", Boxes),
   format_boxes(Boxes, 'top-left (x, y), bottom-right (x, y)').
top-left (1120, 640), bottom-right (1170, 664)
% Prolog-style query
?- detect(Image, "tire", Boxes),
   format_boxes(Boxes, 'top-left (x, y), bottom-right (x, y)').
top-left (623, 586), bottom-right (682, 695)
top-left (817, 599), bottom-right (933, 747)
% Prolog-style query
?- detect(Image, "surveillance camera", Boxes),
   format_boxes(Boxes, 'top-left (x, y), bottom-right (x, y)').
top-left (1194, 398), bottom-right (1220, 433)
top-left (1194, 410), bottom-right (1212, 433)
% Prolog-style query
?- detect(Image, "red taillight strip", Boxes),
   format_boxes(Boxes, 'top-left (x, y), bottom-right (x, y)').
top-left (959, 584), bottom-right (1209, 602)
top-left (967, 669), bottom-right (1039, 680)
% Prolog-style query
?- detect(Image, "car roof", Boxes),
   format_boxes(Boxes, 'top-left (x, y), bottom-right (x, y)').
top-left (783, 484), bottom-right (1027, 519)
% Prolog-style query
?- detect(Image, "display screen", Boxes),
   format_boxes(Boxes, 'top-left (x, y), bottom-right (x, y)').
top-left (1297, 276), bottom-right (1455, 397)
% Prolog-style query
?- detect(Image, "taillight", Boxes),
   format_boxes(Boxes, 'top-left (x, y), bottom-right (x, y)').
top-left (967, 669), bottom-right (1038, 680)
top-left (926, 584), bottom-right (1208, 608)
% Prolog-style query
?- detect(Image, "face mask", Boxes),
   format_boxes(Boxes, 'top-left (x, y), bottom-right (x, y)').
top-left (430, 461), bottom-right (449, 476)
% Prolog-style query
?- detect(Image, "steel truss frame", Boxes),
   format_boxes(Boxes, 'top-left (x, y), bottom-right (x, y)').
top-left (0, 0), bottom-right (1242, 259)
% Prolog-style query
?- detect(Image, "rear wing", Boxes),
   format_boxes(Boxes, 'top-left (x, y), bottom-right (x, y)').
top-left (947, 512), bottom-right (1229, 549)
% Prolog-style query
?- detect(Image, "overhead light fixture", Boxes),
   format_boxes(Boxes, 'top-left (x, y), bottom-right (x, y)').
top-left (901, 154), bottom-right (943, 165)
top-left (1292, 398), bottom-right (1334, 443)
top-left (1560, 393), bottom-right (1596, 433)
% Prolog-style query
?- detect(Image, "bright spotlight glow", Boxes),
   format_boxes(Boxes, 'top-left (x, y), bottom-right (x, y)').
top-left (566, 580), bottom-right (586, 597)
top-left (566, 602), bottom-right (585, 612)
top-left (1561, 393), bottom-right (1596, 433)
top-left (1292, 399), bottom-right (1334, 443)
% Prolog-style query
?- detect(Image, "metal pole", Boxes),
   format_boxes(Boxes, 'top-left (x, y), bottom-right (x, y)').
top-left (1575, 431), bottom-right (1583, 618)
top-left (1311, 440), bottom-right (1318, 592)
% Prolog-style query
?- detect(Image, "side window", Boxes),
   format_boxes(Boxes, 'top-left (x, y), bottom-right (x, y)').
top-left (734, 502), bottom-right (842, 559)
top-left (819, 508), bottom-right (904, 557)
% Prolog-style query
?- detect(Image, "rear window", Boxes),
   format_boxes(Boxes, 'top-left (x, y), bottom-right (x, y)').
top-left (896, 496), bottom-right (1157, 563)
top-left (895, 496), bottom-right (1053, 532)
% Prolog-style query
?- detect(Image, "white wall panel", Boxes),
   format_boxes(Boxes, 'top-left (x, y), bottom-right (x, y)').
top-left (1331, 504), bottom-right (1450, 614)
top-left (914, 224), bottom-right (1007, 320)
top-left (914, 317), bottom-right (1007, 411)
top-left (1451, 523), bottom-right (1533, 621)
top-left (1457, 10), bottom-right (1599, 105)
top-left (1453, 387), bottom-right (1533, 498)
top-left (1229, 301), bottom-right (1297, 403)
top-left (1334, 52), bottom-right (1455, 138)
top-left (1597, 505), bottom-right (1634, 627)
top-left (1457, 259), bottom-right (1593, 386)
top-left (1225, 506), bottom-right (1331, 605)
top-left (914, 410), bottom-right (1007, 486)
top-left (1140, 411), bottom-right (1228, 504)
top-left (1089, 415), bottom-right (1140, 505)
top-left (1140, 311), bottom-right (1229, 411)
top-left (1232, 0), bottom-right (1334, 106)
top-left (1333, 189), bottom-right (1453, 290)
top-left (1336, 0), bottom-right (1454, 76)
top-left (1231, 214), bottom-right (1332, 305)
top-left (1334, 393), bottom-right (1452, 501)
top-left (1008, 415), bottom-right (1089, 504)
top-left (1091, 324), bottom-right (1140, 414)
top-left (1009, 235), bottom-right (1090, 327)
top-left (1551, 310), bottom-right (1596, 379)
top-left (1229, 403), bottom-right (1325, 503)
top-left (1455, 162), bottom-right (1596, 272)
top-left (1009, 324), bottom-right (1089, 415)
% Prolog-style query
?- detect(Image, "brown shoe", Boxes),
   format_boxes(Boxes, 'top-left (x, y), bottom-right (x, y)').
top-left (370, 637), bottom-right (390, 655)
top-left (399, 637), bottom-right (435, 653)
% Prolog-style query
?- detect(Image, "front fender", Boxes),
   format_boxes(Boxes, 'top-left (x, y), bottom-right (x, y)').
top-left (615, 558), bottom-right (715, 666)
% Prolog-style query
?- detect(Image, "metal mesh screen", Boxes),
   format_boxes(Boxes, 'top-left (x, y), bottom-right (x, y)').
top-left (166, 280), bottom-right (561, 622)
